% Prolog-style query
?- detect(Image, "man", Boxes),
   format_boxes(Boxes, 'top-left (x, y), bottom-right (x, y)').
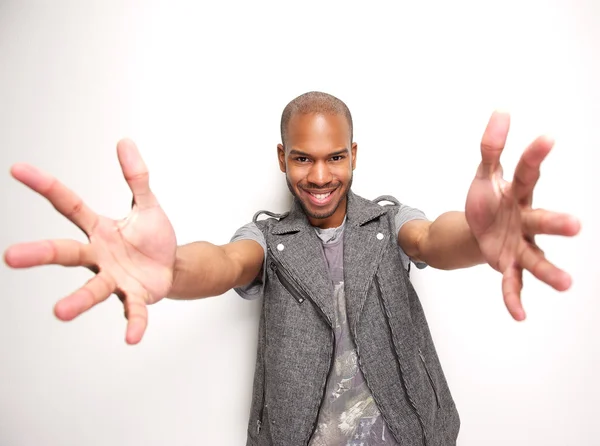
top-left (4, 92), bottom-right (580, 445)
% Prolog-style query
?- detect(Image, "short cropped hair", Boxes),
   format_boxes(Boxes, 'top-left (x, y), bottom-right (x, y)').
top-left (280, 91), bottom-right (353, 147)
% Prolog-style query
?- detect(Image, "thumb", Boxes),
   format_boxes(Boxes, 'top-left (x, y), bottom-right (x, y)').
top-left (117, 139), bottom-right (158, 209)
top-left (479, 110), bottom-right (510, 177)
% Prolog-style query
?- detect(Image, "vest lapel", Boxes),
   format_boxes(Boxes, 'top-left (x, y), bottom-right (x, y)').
top-left (343, 191), bottom-right (390, 337)
top-left (267, 198), bottom-right (336, 326)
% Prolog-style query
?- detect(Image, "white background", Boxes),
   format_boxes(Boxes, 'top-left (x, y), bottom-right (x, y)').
top-left (1, 1), bottom-right (598, 445)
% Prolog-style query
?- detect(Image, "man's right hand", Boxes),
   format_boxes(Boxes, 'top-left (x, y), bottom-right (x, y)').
top-left (4, 139), bottom-right (177, 344)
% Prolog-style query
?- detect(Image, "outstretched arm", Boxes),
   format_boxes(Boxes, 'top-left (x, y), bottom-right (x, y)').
top-left (399, 212), bottom-right (484, 270)
top-left (168, 240), bottom-right (263, 300)
top-left (398, 111), bottom-right (581, 320)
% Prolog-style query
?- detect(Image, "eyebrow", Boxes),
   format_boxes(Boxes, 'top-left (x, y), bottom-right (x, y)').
top-left (288, 148), bottom-right (348, 158)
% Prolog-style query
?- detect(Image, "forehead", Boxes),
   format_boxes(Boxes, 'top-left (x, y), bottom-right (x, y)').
top-left (286, 113), bottom-right (350, 152)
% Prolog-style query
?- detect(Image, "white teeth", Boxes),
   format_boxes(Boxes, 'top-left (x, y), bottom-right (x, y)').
top-left (311, 192), bottom-right (331, 200)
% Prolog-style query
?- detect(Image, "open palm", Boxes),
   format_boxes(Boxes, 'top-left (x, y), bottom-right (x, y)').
top-left (4, 139), bottom-right (176, 344)
top-left (465, 112), bottom-right (580, 321)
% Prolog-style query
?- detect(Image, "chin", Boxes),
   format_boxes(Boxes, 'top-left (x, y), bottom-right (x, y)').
top-left (300, 195), bottom-right (343, 220)
top-left (307, 207), bottom-right (338, 220)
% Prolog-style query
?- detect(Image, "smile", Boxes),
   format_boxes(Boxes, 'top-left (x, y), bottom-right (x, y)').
top-left (311, 192), bottom-right (331, 200)
top-left (303, 188), bottom-right (336, 206)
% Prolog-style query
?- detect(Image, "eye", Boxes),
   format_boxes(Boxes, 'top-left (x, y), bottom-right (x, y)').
top-left (295, 156), bottom-right (310, 163)
top-left (331, 155), bottom-right (345, 162)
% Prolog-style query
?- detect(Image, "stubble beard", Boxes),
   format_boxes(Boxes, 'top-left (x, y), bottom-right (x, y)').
top-left (286, 175), bottom-right (353, 220)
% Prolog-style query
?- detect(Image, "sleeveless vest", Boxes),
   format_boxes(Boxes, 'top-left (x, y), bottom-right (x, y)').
top-left (246, 191), bottom-right (460, 446)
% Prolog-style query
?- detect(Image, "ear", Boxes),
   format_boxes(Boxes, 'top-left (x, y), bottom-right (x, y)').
top-left (351, 142), bottom-right (358, 170)
top-left (277, 143), bottom-right (286, 173)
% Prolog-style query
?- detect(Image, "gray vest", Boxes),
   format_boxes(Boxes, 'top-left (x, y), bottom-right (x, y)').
top-left (247, 191), bottom-right (460, 446)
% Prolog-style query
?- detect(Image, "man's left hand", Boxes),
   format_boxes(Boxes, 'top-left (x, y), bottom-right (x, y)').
top-left (465, 111), bottom-right (581, 321)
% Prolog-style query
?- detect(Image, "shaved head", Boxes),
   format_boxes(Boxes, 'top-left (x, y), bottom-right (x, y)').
top-left (280, 91), bottom-right (353, 148)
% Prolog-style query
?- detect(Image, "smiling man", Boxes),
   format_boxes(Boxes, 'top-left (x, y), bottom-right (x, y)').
top-left (4, 91), bottom-right (580, 445)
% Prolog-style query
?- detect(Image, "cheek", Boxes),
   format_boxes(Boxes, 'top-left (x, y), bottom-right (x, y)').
top-left (332, 165), bottom-right (352, 180)
top-left (286, 169), bottom-right (304, 186)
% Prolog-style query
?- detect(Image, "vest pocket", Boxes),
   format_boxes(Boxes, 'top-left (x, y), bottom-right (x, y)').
top-left (418, 348), bottom-right (441, 409)
top-left (269, 261), bottom-right (308, 304)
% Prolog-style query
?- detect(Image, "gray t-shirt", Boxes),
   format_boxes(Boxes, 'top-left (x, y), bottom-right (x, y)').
top-left (231, 205), bottom-right (427, 300)
top-left (230, 204), bottom-right (427, 445)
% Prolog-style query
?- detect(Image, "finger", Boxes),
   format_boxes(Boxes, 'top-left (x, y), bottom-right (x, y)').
top-left (502, 263), bottom-right (525, 321)
top-left (123, 292), bottom-right (149, 345)
top-left (4, 240), bottom-right (95, 268)
top-left (479, 110), bottom-right (511, 177)
top-left (116, 139), bottom-right (158, 210)
top-left (519, 241), bottom-right (572, 291)
top-left (512, 135), bottom-right (554, 206)
top-left (10, 163), bottom-right (99, 235)
top-left (54, 272), bottom-right (115, 321)
top-left (522, 209), bottom-right (582, 237)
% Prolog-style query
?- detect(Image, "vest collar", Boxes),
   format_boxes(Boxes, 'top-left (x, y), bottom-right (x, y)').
top-left (271, 190), bottom-right (388, 235)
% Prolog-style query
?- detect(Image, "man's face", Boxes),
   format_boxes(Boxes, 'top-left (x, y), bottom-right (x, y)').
top-left (277, 113), bottom-right (357, 229)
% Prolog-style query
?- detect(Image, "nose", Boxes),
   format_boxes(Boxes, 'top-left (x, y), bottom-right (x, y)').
top-left (307, 160), bottom-right (333, 187)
